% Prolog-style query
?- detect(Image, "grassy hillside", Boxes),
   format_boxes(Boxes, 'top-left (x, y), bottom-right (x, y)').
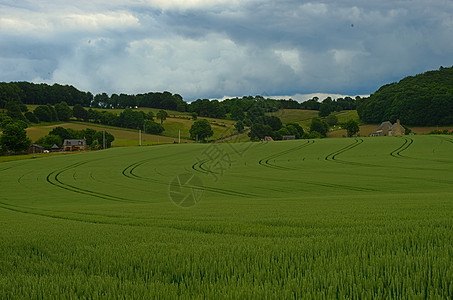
top-left (25, 105), bottom-right (237, 144)
top-left (267, 109), bottom-right (319, 123)
top-left (0, 136), bottom-right (452, 297)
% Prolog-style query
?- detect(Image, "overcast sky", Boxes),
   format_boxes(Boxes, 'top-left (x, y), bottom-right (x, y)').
top-left (1, 0), bottom-right (452, 101)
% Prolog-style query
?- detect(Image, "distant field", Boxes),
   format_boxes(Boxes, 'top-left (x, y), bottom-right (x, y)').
top-left (268, 109), bottom-right (318, 123)
top-left (1, 135), bottom-right (452, 297)
top-left (334, 110), bottom-right (360, 123)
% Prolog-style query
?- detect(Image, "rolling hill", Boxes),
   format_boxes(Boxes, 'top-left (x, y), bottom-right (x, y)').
top-left (358, 66), bottom-right (453, 125)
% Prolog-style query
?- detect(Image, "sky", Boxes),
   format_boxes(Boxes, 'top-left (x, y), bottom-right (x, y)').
top-left (1, 0), bottom-right (452, 102)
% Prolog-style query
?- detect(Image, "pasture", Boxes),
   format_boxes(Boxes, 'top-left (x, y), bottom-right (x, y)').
top-left (0, 135), bottom-right (452, 298)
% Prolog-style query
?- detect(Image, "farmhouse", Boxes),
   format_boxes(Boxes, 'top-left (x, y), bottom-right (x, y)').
top-left (372, 119), bottom-right (405, 136)
top-left (62, 139), bottom-right (86, 151)
top-left (28, 144), bottom-right (45, 154)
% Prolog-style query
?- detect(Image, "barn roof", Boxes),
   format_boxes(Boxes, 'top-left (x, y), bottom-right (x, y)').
top-left (376, 121), bottom-right (392, 131)
top-left (63, 139), bottom-right (86, 146)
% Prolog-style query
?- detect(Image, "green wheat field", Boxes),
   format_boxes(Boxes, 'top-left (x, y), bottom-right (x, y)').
top-left (1, 135), bottom-right (452, 298)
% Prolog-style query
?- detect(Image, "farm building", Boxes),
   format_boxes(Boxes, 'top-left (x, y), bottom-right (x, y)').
top-left (372, 119), bottom-right (405, 136)
top-left (62, 139), bottom-right (86, 151)
top-left (28, 144), bottom-right (45, 154)
top-left (51, 144), bottom-right (60, 152)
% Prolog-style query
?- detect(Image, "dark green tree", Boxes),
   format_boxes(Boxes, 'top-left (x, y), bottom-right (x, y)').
top-left (6, 102), bottom-right (26, 121)
top-left (326, 114), bottom-right (338, 126)
top-left (277, 127), bottom-right (291, 138)
top-left (286, 123), bottom-right (304, 139)
top-left (24, 111), bottom-right (39, 123)
top-left (47, 104), bottom-right (58, 122)
top-left (93, 131), bottom-right (114, 148)
top-left (55, 101), bottom-right (72, 121)
top-left (0, 123), bottom-right (31, 152)
top-left (82, 128), bottom-right (98, 146)
top-left (255, 116), bottom-right (282, 131)
top-left (117, 108), bottom-right (144, 129)
top-left (231, 106), bottom-right (245, 121)
top-left (234, 120), bottom-right (245, 133)
top-left (33, 105), bottom-right (52, 122)
top-left (310, 118), bottom-right (329, 137)
top-left (49, 127), bottom-right (72, 140)
top-left (156, 110), bottom-right (168, 124)
top-left (0, 115), bottom-right (14, 129)
top-left (87, 108), bottom-right (102, 123)
top-left (36, 134), bottom-right (62, 149)
top-left (144, 120), bottom-right (164, 135)
top-left (318, 102), bottom-right (333, 117)
top-left (248, 123), bottom-right (273, 141)
top-left (343, 119), bottom-right (360, 137)
top-left (73, 104), bottom-right (87, 121)
top-left (190, 119), bottom-right (213, 141)
top-left (145, 111), bottom-right (155, 121)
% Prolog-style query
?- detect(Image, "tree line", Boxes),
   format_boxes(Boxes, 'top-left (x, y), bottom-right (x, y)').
top-left (0, 82), bottom-right (186, 111)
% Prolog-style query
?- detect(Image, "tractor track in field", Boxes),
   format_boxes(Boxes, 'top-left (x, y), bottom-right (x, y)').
top-left (394, 136), bottom-right (453, 165)
top-left (191, 160), bottom-right (210, 175)
top-left (46, 160), bottom-right (140, 203)
top-left (323, 138), bottom-right (381, 168)
top-left (325, 138), bottom-right (363, 162)
top-left (123, 158), bottom-right (257, 199)
top-left (390, 137), bottom-right (413, 158)
top-left (258, 140), bottom-right (315, 170)
top-left (17, 171), bottom-right (33, 183)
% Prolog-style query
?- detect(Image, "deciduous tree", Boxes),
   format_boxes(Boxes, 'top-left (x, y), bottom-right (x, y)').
top-left (344, 119), bottom-right (360, 137)
top-left (156, 110), bottom-right (168, 124)
top-left (0, 123), bottom-right (31, 152)
top-left (55, 101), bottom-right (72, 121)
top-left (190, 119), bottom-right (213, 141)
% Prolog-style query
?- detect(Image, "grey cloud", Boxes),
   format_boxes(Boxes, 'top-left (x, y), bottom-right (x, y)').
top-left (0, 0), bottom-right (452, 100)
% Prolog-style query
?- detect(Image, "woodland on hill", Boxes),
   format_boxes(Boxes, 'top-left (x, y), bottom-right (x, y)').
top-left (357, 66), bottom-right (453, 126)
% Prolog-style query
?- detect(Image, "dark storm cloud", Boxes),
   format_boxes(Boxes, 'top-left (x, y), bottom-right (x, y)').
top-left (1, 0), bottom-right (452, 100)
